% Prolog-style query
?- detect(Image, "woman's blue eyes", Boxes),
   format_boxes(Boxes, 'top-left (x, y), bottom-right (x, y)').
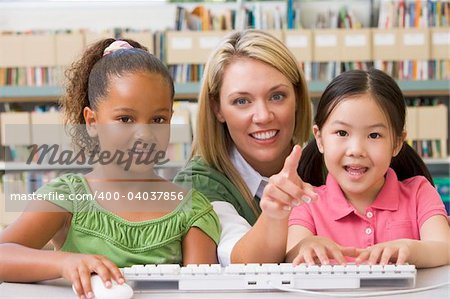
top-left (271, 93), bottom-right (284, 101)
top-left (234, 98), bottom-right (248, 105)
top-left (233, 93), bottom-right (285, 105)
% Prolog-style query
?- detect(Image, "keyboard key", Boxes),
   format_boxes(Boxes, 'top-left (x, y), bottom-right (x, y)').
top-left (307, 265), bottom-right (320, 274)
top-left (259, 263), bottom-right (281, 274)
top-left (224, 264), bottom-right (245, 274)
top-left (358, 265), bottom-right (371, 273)
top-left (320, 265), bottom-right (333, 273)
top-left (180, 265), bottom-right (195, 274)
top-left (293, 264), bottom-right (307, 274)
top-left (244, 263), bottom-right (259, 274)
top-left (208, 264), bottom-right (222, 274)
top-left (371, 265), bottom-right (384, 272)
top-left (383, 265), bottom-right (396, 272)
top-left (345, 264), bottom-right (359, 273)
top-left (332, 265), bottom-right (346, 273)
top-left (279, 263), bottom-right (295, 273)
top-left (157, 264), bottom-right (180, 274)
top-left (396, 264), bottom-right (416, 272)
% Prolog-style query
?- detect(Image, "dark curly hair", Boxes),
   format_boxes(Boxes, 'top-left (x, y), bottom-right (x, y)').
top-left (60, 38), bottom-right (174, 152)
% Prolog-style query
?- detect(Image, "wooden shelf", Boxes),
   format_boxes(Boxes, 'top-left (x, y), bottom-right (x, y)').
top-left (0, 86), bottom-right (63, 103)
top-left (1, 80), bottom-right (449, 102)
top-left (397, 80), bottom-right (450, 97)
top-left (0, 84), bottom-right (200, 102)
top-left (308, 80), bottom-right (450, 98)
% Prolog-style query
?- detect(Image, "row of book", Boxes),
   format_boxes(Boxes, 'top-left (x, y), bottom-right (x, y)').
top-left (378, 0), bottom-right (450, 29)
top-left (0, 67), bottom-right (63, 87)
top-left (0, 27), bottom-right (448, 86)
top-left (376, 0), bottom-right (450, 80)
top-left (175, 3), bottom-right (284, 32)
top-left (405, 98), bottom-right (448, 159)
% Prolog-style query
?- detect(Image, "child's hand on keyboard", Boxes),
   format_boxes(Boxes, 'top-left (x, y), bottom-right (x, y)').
top-left (260, 145), bottom-right (318, 220)
top-left (60, 252), bottom-right (125, 299)
top-left (354, 239), bottom-right (413, 265)
top-left (292, 236), bottom-right (358, 265)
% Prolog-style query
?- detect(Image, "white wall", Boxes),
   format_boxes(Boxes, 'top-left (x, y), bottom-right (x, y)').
top-left (0, 1), bottom-right (177, 31)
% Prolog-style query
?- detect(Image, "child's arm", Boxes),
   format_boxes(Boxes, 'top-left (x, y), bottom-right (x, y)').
top-left (286, 225), bottom-right (356, 264)
top-left (286, 225), bottom-right (314, 263)
top-left (182, 227), bottom-right (218, 265)
top-left (0, 205), bottom-right (70, 281)
top-left (355, 215), bottom-right (450, 268)
top-left (0, 201), bottom-right (124, 298)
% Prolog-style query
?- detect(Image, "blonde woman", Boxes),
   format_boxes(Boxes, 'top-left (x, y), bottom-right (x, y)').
top-left (174, 30), bottom-right (318, 265)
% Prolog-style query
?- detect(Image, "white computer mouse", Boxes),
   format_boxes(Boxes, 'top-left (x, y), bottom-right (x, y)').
top-left (72, 275), bottom-right (133, 299)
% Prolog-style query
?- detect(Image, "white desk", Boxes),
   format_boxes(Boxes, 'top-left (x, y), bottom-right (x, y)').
top-left (1, 266), bottom-right (449, 299)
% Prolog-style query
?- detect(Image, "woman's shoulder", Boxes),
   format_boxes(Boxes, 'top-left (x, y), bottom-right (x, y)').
top-left (176, 156), bottom-right (229, 180)
top-left (174, 157), bottom-right (238, 199)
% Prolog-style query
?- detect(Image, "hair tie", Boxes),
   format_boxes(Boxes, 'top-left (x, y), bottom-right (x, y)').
top-left (103, 40), bottom-right (133, 56)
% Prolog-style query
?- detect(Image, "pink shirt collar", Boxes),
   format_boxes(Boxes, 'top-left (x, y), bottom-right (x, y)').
top-left (325, 168), bottom-right (400, 221)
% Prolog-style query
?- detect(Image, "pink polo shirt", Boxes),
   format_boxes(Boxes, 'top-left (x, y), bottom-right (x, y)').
top-left (289, 168), bottom-right (447, 249)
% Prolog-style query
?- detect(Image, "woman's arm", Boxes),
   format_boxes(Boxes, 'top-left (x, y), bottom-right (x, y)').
top-left (212, 201), bottom-right (251, 266)
top-left (285, 225), bottom-right (314, 262)
top-left (182, 227), bottom-right (218, 265)
top-left (231, 146), bottom-right (318, 264)
top-left (231, 213), bottom-right (288, 263)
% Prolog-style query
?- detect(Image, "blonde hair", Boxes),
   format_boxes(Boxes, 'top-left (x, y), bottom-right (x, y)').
top-left (193, 29), bottom-right (312, 216)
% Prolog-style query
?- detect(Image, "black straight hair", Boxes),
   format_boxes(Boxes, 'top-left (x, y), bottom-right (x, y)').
top-left (298, 69), bottom-right (433, 186)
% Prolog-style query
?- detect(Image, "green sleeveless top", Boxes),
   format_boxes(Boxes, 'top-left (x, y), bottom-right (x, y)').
top-left (37, 173), bottom-right (221, 267)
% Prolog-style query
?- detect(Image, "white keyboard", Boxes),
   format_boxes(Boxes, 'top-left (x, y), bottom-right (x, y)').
top-left (122, 263), bottom-right (416, 291)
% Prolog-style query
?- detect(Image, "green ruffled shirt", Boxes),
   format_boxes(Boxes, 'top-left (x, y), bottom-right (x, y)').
top-left (174, 156), bottom-right (260, 225)
top-left (37, 173), bottom-right (221, 267)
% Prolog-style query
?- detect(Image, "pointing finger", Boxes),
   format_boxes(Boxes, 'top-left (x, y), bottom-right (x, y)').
top-left (281, 145), bottom-right (303, 180)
